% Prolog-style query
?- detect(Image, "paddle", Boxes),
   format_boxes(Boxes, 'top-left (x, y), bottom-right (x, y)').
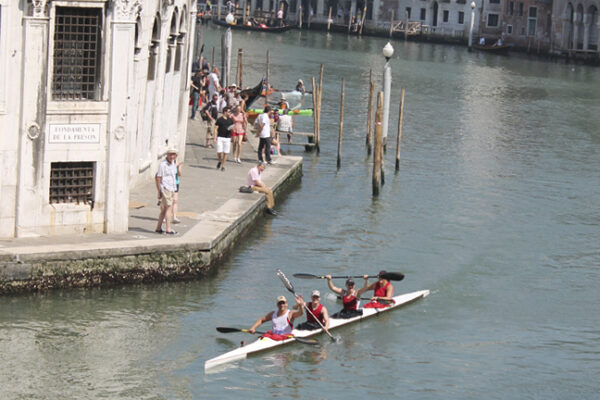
top-left (276, 269), bottom-right (337, 342)
top-left (293, 272), bottom-right (405, 281)
top-left (216, 327), bottom-right (319, 345)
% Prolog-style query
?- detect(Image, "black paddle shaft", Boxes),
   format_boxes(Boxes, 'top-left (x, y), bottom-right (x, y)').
top-left (293, 272), bottom-right (405, 281)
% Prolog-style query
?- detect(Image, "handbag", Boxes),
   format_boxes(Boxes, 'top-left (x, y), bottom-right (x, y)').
top-left (239, 185), bottom-right (253, 193)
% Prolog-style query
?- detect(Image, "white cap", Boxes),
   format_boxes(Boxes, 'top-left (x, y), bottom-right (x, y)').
top-left (311, 290), bottom-right (320, 297)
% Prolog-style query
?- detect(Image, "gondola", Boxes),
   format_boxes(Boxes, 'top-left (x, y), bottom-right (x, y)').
top-left (212, 19), bottom-right (294, 32)
top-left (240, 78), bottom-right (266, 109)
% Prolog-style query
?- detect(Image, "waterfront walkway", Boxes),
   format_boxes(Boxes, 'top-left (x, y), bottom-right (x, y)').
top-left (0, 118), bottom-right (302, 293)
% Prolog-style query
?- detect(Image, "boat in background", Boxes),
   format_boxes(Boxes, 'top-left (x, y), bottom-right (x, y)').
top-left (212, 19), bottom-right (294, 32)
top-left (473, 42), bottom-right (514, 54)
top-left (240, 78), bottom-right (265, 109)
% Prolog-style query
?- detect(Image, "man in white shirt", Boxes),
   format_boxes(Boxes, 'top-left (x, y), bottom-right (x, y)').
top-left (208, 67), bottom-right (221, 98)
top-left (155, 148), bottom-right (179, 234)
top-left (247, 161), bottom-right (277, 215)
top-left (257, 106), bottom-right (273, 164)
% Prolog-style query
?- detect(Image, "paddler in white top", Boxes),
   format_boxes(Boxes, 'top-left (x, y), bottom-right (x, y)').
top-left (249, 295), bottom-right (304, 336)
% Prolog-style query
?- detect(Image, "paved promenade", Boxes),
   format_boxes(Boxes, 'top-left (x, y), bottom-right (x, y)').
top-left (0, 118), bottom-right (302, 293)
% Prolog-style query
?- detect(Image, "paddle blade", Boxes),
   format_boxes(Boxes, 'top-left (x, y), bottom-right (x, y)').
top-left (294, 336), bottom-right (320, 345)
top-left (383, 272), bottom-right (405, 281)
top-left (216, 327), bottom-right (241, 333)
top-left (276, 269), bottom-right (296, 294)
top-left (292, 273), bottom-right (321, 279)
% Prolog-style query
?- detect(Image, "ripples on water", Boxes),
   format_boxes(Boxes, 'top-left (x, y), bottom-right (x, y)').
top-left (1, 28), bottom-right (600, 399)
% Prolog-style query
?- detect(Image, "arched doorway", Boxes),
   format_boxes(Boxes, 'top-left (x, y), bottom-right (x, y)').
top-left (576, 4), bottom-right (584, 49)
top-left (432, 2), bottom-right (438, 27)
top-left (588, 6), bottom-right (599, 50)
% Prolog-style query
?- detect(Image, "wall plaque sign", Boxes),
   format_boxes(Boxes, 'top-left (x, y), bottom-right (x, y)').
top-left (48, 124), bottom-right (101, 144)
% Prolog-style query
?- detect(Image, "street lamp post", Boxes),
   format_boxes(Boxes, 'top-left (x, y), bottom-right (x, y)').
top-left (223, 13), bottom-right (234, 87)
top-left (468, 1), bottom-right (476, 51)
top-left (381, 42), bottom-right (394, 147)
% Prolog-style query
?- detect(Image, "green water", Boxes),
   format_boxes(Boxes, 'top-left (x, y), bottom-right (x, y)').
top-left (1, 27), bottom-right (599, 399)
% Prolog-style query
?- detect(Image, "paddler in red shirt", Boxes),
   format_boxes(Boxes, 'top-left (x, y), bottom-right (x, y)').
top-left (361, 270), bottom-right (395, 309)
top-left (326, 276), bottom-right (364, 318)
top-left (296, 290), bottom-right (330, 331)
top-left (248, 295), bottom-right (304, 341)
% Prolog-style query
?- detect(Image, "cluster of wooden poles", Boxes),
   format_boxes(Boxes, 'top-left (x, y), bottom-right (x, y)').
top-left (336, 69), bottom-right (406, 196)
top-left (214, 43), bottom-right (403, 197)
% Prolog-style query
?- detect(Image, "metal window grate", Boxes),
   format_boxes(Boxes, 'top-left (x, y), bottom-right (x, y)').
top-left (49, 162), bottom-right (95, 205)
top-left (52, 7), bottom-right (102, 101)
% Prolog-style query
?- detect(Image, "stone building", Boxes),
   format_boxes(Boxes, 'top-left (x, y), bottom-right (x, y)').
top-left (502, 0), bottom-right (553, 50)
top-left (0, 0), bottom-right (196, 238)
top-left (553, 0), bottom-right (599, 52)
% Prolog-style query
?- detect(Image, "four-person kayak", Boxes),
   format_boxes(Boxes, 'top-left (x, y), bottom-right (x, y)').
top-left (204, 289), bottom-right (430, 371)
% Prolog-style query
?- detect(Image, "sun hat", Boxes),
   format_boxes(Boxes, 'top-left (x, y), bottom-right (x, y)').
top-left (166, 147), bottom-right (178, 154)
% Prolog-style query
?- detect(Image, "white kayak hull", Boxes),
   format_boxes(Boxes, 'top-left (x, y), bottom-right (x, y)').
top-left (204, 289), bottom-right (429, 371)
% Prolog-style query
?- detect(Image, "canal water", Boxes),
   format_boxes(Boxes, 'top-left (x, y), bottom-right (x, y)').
top-left (2, 28), bottom-right (599, 399)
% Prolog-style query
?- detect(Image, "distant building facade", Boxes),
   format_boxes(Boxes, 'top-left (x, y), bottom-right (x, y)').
top-left (501, 0), bottom-right (553, 51)
top-left (0, 0), bottom-right (197, 238)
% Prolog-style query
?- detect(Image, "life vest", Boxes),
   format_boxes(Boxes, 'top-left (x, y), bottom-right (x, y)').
top-left (271, 309), bottom-right (292, 335)
top-left (342, 291), bottom-right (358, 310)
top-left (306, 303), bottom-right (324, 324)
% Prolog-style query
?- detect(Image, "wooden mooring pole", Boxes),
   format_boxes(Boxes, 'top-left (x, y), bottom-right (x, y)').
top-left (373, 92), bottom-right (383, 196)
top-left (328, 7), bottom-right (333, 32)
top-left (211, 46), bottom-right (215, 68)
top-left (389, 10), bottom-right (394, 38)
top-left (311, 77), bottom-right (318, 151)
top-left (366, 69), bottom-right (374, 154)
top-left (337, 78), bottom-right (345, 168)
top-left (395, 88), bottom-right (405, 171)
top-left (316, 64), bottom-right (324, 153)
top-left (265, 49), bottom-right (270, 106)
top-left (237, 49), bottom-right (243, 87)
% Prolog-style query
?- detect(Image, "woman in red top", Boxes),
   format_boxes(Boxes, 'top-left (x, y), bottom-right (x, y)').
top-left (360, 270), bottom-right (394, 309)
top-left (230, 105), bottom-right (247, 164)
top-left (296, 290), bottom-right (330, 331)
top-left (327, 276), bottom-right (364, 319)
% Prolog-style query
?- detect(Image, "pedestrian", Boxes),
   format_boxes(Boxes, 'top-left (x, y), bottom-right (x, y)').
top-left (257, 106), bottom-right (273, 164)
top-left (277, 108), bottom-right (294, 143)
top-left (277, 7), bottom-right (284, 27)
top-left (296, 290), bottom-right (330, 331)
top-left (190, 70), bottom-right (203, 120)
top-left (192, 56), bottom-right (201, 73)
top-left (208, 67), bottom-right (221, 98)
top-left (231, 105), bottom-right (247, 163)
top-left (214, 106), bottom-right (234, 171)
top-left (249, 295), bottom-right (304, 341)
top-left (201, 93), bottom-right (219, 148)
top-left (155, 148), bottom-right (179, 235)
top-left (247, 161), bottom-right (277, 215)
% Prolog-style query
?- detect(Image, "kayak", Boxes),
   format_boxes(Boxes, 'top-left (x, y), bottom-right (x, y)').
top-left (204, 289), bottom-right (429, 371)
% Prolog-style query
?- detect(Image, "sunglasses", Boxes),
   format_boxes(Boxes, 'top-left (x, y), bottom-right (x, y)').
top-left (277, 301), bottom-right (286, 305)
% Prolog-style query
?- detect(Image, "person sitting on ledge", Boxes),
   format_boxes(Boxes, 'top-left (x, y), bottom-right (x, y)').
top-left (247, 161), bottom-right (277, 216)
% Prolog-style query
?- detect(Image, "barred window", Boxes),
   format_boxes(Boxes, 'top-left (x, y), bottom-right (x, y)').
top-left (49, 162), bottom-right (95, 205)
top-left (52, 7), bottom-right (102, 101)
